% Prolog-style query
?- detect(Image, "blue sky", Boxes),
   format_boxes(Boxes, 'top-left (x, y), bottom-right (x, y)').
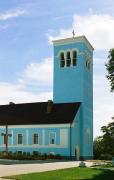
top-left (0, 0), bottom-right (114, 138)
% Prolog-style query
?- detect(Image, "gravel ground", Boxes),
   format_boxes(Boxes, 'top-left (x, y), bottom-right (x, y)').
top-left (0, 160), bottom-right (93, 178)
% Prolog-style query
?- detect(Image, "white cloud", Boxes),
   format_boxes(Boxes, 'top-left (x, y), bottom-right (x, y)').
top-left (0, 57), bottom-right (53, 105)
top-left (93, 57), bottom-right (114, 137)
top-left (0, 9), bottom-right (25, 21)
top-left (48, 14), bottom-right (114, 50)
top-left (0, 82), bottom-right (52, 105)
top-left (20, 57), bottom-right (53, 88)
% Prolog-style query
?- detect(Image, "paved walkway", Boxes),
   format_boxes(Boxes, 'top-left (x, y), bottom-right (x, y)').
top-left (0, 160), bottom-right (93, 179)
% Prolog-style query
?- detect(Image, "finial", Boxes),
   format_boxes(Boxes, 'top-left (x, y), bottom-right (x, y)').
top-left (72, 30), bottom-right (75, 38)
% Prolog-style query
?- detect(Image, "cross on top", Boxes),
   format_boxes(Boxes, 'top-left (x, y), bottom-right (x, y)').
top-left (72, 30), bottom-right (75, 38)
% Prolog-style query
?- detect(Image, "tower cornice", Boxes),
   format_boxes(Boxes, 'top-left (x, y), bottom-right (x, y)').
top-left (53, 35), bottom-right (94, 51)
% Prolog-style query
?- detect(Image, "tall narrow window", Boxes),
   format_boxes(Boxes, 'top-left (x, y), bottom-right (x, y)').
top-left (49, 132), bottom-right (56, 145)
top-left (72, 50), bottom-right (77, 66)
top-left (18, 134), bottom-right (22, 144)
top-left (3, 134), bottom-right (6, 145)
top-left (66, 51), bottom-right (71, 67)
top-left (86, 129), bottom-right (90, 144)
top-left (60, 52), bottom-right (65, 68)
top-left (33, 133), bottom-right (38, 144)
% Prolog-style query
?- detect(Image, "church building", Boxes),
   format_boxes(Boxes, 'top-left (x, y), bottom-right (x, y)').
top-left (0, 36), bottom-right (94, 160)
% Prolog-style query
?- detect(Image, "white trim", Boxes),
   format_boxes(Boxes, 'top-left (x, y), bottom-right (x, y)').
top-left (6, 124), bottom-right (70, 129)
top-left (0, 144), bottom-right (68, 148)
top-left (53, 36), bottom-right (94, 51)
top-left (60, 129), bottom-right (68, 146)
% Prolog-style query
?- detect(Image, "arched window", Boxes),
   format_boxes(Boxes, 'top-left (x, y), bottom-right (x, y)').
top-left (72, 50), bottom-right (77, 66)
top-left (66, 51), bottom-right (71, 67)
top-left (86, 129), bottom-right (90, 144)
top-left (85, 60), bottom-right (91, 70)
top-left (33, 133), bottom-right (38, 144)
top-left (60, 52), bottom-right (65, 68)
top-left (88, 61), bottom-right (91, 70)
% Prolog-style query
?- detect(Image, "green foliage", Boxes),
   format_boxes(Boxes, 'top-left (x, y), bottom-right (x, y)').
top-left (105, 49), bottom-right (114, 92)
top-left (0, 151), bottom-right (62, 160)
top-left (94, 117), bottom-right (114, 159)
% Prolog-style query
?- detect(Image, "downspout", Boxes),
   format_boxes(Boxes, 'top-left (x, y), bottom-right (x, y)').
top-left (70, 123), bottom-right (72, 160)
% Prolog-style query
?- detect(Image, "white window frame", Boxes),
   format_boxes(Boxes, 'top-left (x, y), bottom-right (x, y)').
top-left (49, 132), bottom-right (56, 145)
top-left (17, 133), bottom-right (23, 145)
top-left (33, 133), bottom-right (39, 145)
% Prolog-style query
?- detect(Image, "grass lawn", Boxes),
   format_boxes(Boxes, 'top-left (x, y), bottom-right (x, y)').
top-left (3, 167), bottom-right (114, 180)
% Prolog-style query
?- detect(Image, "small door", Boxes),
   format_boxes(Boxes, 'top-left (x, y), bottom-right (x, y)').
top-left (75, 146), bottom-right (79, 161)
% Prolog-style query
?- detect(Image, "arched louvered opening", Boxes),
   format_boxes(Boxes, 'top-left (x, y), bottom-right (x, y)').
top-left (60, 52), bottom-right (65, 68)
top-left (72, 50), bottom-right (77, 66)
top-left (66, 51), bottom-right (71, 67)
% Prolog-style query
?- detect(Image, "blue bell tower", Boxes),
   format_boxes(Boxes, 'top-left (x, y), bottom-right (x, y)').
top-left (53, 36), bottom-right (94, 159)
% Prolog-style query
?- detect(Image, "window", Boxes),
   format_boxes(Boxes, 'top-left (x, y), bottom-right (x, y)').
top-left (49, 132), bottom-right (56, 145)
top-left (66, 51), bottom-right (71, 67)
top-left (86, 129), bottom-right (90, 144)
top-left (88, 61), bottom-right (91, 70)
top-left (59, 50), bottom-right (78, 68)
top-left (33, 151), bottom-right (39, 156)
top-left (18, 151), bottom-right (22, 154)
top-left (60, 52), bottom-right (65, 68)
top-left (72, 50), bottom-right (77, 66)
top-left (33, 133), bottom-right (38, 144)
top-left (18, 134), bottom-right (22, 144)
top-left (3, 134), bottom-right (6, 145)
top-left (86, 60), bottom-right (91, 70)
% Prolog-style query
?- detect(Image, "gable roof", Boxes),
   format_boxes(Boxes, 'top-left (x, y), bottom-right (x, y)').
top-left (0, 102), bottom-right (81, 126)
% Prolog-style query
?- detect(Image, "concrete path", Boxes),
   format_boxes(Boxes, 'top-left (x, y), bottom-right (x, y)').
top-left (0, 161), bottom-right (93, 179)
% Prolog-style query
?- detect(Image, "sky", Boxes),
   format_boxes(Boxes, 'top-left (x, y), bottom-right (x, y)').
top-left (0, 0), bottom-right (114, 138)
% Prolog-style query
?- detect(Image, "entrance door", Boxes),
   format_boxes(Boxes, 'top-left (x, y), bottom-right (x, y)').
top-left (75, 146), bottom-right (79, 161)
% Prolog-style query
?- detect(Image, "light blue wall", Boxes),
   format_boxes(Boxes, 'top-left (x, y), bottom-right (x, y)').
top-left (53, 38), bottom-right (93, 159)
top-left (0, 126), bottom-right (71, 157)
top-left (53, 42), bottom-right (84, 103)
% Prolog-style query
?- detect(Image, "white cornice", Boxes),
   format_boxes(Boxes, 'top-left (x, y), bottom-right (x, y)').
top-left (53, 36), bottom-right (94, 51)
top-left (0, 124), bottom-right (70, 129)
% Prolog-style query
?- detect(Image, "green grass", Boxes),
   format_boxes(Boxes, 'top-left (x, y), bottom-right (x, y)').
top-left (3, 167), bottom-right (114, 180)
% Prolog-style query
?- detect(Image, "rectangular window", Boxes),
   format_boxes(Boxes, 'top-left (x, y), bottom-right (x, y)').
top-left (49, 132), bottom-right (56, 145)
top-left (18, 134), bottom-right (22, 144)
top-left (33, 133), bottom-right (38, 144)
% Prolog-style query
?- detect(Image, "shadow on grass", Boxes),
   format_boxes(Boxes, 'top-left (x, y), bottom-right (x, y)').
top-left (84, 169), bottom-right (114, 180)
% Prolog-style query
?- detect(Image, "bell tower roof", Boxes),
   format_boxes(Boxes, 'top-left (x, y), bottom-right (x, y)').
top-left (53, 35), bottom-right (94, 51)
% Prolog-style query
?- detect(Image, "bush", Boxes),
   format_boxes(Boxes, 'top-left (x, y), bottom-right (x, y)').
top-left (0, 151), bottom-right (61, 160)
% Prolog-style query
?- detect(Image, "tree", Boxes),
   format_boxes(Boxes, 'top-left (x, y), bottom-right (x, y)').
top-left (105, 49), bottom-right (114, 92)
top-left (93, 117), bottom-right (114, 159)
top-left (93, 137), bottom-right (103, 159)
